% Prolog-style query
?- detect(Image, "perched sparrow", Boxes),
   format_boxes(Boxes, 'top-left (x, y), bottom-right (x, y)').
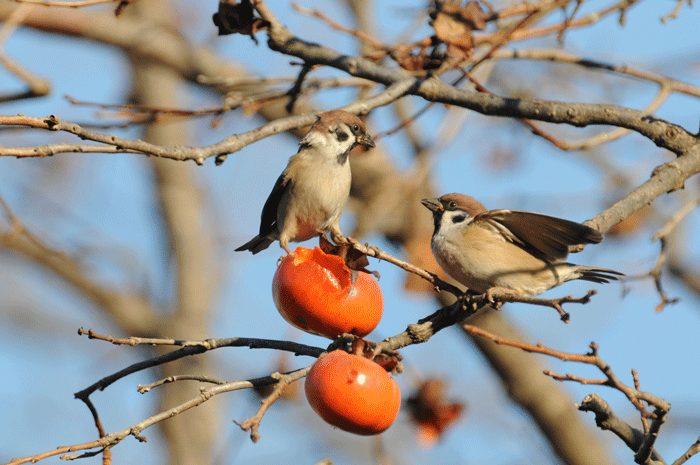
top-left (422, 193), bottom-right (623, 299)
top-left (236, 110), bottom-right (375, 254)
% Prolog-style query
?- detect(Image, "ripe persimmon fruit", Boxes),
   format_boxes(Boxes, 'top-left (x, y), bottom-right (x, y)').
top-left (272, 247), bottom-right (383, 338)
top-left (305, 350), bottom-right (401, 435)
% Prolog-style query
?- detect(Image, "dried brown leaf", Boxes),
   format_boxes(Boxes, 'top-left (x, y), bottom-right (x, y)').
top-left (407, 378), bottom-right (466, 447)
top-left (212, 0), bottom-right (270, 42)
top-left (429, 1), bottom-right (488, 53)
top-left (433, 10), bottom-right (474, 50)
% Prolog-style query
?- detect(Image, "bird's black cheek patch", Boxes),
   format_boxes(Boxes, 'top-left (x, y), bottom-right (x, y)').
top-left (334, 129), bottom-right (350, 143)
top-left (452, 214), bottom-right (467, 224)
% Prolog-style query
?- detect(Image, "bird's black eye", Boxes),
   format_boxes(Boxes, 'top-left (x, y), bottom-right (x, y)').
top-left (448, 201), bottom-right (457, 209)
top-left (352, 124), bottom-right (360, 133)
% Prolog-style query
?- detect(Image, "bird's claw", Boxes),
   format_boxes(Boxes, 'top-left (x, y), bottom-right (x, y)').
top-left (331, 233), bottom-right (356, 246)
top-left (484, 287), bottom-right (510, 309)
top-left (278, 244), bottom-right (294, 264)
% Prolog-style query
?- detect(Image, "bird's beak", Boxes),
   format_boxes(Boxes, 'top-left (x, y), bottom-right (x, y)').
top-left (421, 198), bottom-right (442, 213)
top-left (357, 133), bottom-right (375, 148)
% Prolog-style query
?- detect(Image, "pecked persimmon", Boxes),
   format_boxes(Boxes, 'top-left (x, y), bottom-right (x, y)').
top-left (272, 246), bottom-right (383, 338)
top-left (305, 350), bottom-right (401, 435)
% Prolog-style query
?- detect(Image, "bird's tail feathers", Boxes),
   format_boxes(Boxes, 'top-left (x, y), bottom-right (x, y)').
top-left (235, 236), bottom-right (274, 254)
top-left (577, 266), bottom-right (624, 284)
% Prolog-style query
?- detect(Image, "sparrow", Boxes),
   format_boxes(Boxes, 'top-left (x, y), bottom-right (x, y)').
top-left (421, 193), bottom-right (623, 300)
top-left (236, 110), bottom-right (375, 254)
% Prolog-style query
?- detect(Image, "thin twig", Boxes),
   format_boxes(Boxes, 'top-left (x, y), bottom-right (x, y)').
top-left (524, 85), bottom-right (672, 151)
top-left (381, 298), bottom-right (475, 351)
top-left (11, 0), bottom-right (124, 7)
top-left (486, 289), bottom-right (598, 323)
top-left (459, 331), bottom-right (670, 416)
top-left (482, 0), bottom-right (644, 45)
top-left (234, 367), bottom-right (311, 442)
top-left (347, 239), bottom-right (601, 321)
top-left (633, 368), bottom-right (650, 434)
top-left (652, 194), bottom-right (700, 241)
top-left (661, 0), bottom-right (691, 23)
top-left (74, 328), bottom-right (323, 400)
top-left (0, 4), bottom-right (51, 102)
top-left (578, 394), bottom-right (667, 465)
top-left (635, 406), bottom-right (669, 464)
top-left (625, 194), bottom-right (700, 311)
top-left (7, 377), bottom-right (265, 465)
top-left (285, 63), bottom-right (312, 113)
top-left (137, 375), bottom-right (227, 393)
top-left (672, 436), bottom-right (700, 465)
top-left (346, 239), bottom-right (463, 297)
top-left (0, 192), bottom-right (65, 259)
top-left (490, 48), bottom-right (700, 98)
top-left (0, 80), bottom-right (414, 161)
top-left (291, 2), bottom-right (387, 52)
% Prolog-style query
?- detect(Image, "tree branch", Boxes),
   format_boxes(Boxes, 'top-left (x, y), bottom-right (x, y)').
top-left (578, 394), bottom-right (667, 465)
top-left (254, 0), bottom-right (699, 155)
top-left (0, 80), bottom-right (414, 161)
top-left (74, 328), bottom-right (323, 400)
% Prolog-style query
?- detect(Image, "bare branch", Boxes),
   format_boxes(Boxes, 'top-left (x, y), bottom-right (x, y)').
top-left (524, 85), bottom-right (672, 151)
top-left (579, 146), bottom-right (700, 239)
top-left (460, 331), bottom-right (670, 414)
top-left (578, 394), bottom-right (667, 465)
top-left (346, 239), bottom-right (603, 321)
top-left (254, 0), bottom-right (698, 155)
top-left (137, 375), bottom-right (227, 393)
top-left (633, 368), bottom-right (650, 434)
top-left (346, 239), bottom-right (464, 297)
top-left (380, 287), bottom-right (598, 352)
top-left (0, 80), bottom-right (414, 161)
top-left (234, 367), bottom-right (311, 442)
top-left (624, 194), bottom-right (699, 310)
top-left (673, 436), bottom-right (700, 465)
top-left (0, 4), bottom-right (51, 102)
top-left (6, 377), bottom-right (262, 465)
top-left (486, 0), bottom-right (644, 44)
top-left (461, 326), bottom-right (673, 464)
top-left (490, 48), bottom-right (700, 99)
top-left (74, 328), bottom-right (323, 400)
top-left (652, 193), bottom-right (700, 241)
top-left (77, 327), bottom-right (324, 354)
top-left (661, 0), bottom-right (692, 23)
top-left (486, 289), bottom-right (598, 323)
top-left (291, 2), bottom-right (387, 53)
top-left (11, 0), bottom-right (126, 8)
top-left (635, 406), bottom-right (669, 464)
top-left (381, 298), bottom-right (473, 351)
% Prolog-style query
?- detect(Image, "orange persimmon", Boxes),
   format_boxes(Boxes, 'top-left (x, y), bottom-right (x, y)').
top-left (272, 247), bottom-right (383, 338)
top-left (305, 350), bottom-right (401, 435)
